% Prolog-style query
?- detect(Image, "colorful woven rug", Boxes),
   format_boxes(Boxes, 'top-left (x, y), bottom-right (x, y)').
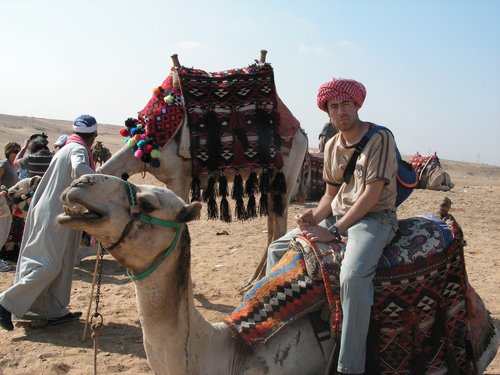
top-left (227, 215), bottom-right (495, 373)
top-left (225, 249), bottom-right (325, 346)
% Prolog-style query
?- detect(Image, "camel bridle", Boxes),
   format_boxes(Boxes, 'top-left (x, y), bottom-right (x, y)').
top-left (104, 180), bottom-right (184, 281)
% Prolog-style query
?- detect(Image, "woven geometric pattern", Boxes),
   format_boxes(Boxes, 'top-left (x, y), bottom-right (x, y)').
top-left (225, 250), bottom-right (325, 346)
top-left (177, 63), bottom-right (282, 174)
top-left (138, 72), bottom-right (184, 147)
top-left (288, 215), bottom-right (486, 373)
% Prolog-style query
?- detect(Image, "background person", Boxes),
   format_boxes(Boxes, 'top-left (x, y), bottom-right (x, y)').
top-left (0, 143), bottom-right (21, 272)
top-left (53, 134), bottom-right (68, 153)
top-left (14, 135), bottom-right (53, 178)
top-left (0, 115), bottom-right (98, 331)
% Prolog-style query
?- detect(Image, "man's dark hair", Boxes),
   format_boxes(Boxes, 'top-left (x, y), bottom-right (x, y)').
top-left (28, 137), bottom-right (50, 154)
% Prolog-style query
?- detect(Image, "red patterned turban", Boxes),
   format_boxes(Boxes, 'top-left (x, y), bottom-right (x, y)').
top-left (317, 78), bottom-right (367, 112)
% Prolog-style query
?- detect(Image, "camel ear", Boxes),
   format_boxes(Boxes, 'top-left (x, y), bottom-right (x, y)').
top-left (176, 202), bottom-right (202, 223)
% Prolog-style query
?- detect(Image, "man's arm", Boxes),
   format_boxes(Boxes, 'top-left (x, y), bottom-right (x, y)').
top-left (295, 183), bottom-right (339, 228)
top-left (13, 139), bottom-right (29, 169)
top-left (301, 179), bottom-right (384, 242)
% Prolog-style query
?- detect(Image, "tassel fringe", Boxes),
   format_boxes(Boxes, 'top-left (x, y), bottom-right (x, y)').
top-left (220, 197), bottom-right (231, 222)
top-left (191, 176), bottom-right (201, 202)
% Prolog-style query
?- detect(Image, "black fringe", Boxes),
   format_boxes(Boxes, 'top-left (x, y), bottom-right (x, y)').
top-left (191, 176), bottom-right (201, 202)
top-left (218, 170), bottom-right (228, 197)
top-left (259, 168), bottom-right (270, 194)
top-left (235, 197), bottom-right (246, 221)
top-left (202, 175), bottom-right (217, 202)
top-left (271, 192), bottom-right (284, 217)
top-left (271, 170), bottom-right (287, 194)
top-left (207, 197), bottom-right (218, 220)
top-left (245, 170), bottom-right (258, 196)
top-left (232, 172), bottom-right (244, 200)
top-left (259, 194), bottom-right (268, 217)
top-left (220, 197), bottom-right (231, 223)
top-left (246, 195), bottom-right (257, 219)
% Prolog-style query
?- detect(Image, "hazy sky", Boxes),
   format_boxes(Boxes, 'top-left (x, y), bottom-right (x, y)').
top-left (1, 0), bottom-right (499, 165)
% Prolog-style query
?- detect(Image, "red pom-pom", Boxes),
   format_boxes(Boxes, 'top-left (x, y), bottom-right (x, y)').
top-left (144, 144), bottom-right (154, 153)
top-left (119, 128), bottom-right (129, 137)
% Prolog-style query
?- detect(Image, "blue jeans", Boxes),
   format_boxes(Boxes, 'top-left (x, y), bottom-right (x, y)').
top-left (266, 210), bottom-right (398, 374)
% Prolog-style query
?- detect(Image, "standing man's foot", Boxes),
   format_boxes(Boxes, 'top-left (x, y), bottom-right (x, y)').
top-left (0, 304), bottom-right (14, 331)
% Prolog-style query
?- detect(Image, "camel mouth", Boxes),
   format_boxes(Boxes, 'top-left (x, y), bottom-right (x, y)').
top-left (58, 203), bottom-right (103, 223)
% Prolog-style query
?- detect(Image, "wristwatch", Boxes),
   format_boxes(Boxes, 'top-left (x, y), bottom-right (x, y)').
top-left (328, 225), bottom-right (342, 240)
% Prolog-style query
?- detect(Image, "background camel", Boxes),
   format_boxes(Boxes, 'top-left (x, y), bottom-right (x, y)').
top-left (91, 141), bottom-right (112, 166)
top-left (57, 174), bottom-right (498, 374)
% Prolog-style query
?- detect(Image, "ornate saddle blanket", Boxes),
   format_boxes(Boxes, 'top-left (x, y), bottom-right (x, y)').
top-left (226, 215), bottom-right (496, 374)
top-left (307, 152), bottom-right (325, 201)
top-left (177, 63), bottom-right (288, 221)
top-left (119, 62), bottom-right (301, 222)
top-left (409, 153), bottom-right (441, 187)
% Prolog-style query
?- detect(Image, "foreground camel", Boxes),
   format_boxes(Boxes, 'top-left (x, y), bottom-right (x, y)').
top-left (58, 174), bottom-right (498, 375)
top-left (58, 174), bottom-right (331, 375)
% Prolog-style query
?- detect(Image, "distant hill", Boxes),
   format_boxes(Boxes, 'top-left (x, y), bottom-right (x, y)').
top-left (1, 113), bottom-right (499, 180)
top-left (0, 114), bottom-right (124, 153)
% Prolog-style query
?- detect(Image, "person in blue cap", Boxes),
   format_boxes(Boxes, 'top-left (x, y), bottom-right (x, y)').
top-left (0, 115), bottom-right (98, 331)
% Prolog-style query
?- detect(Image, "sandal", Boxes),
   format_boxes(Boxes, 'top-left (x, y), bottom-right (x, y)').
top-left (47, 311), bottom-right (82, 326)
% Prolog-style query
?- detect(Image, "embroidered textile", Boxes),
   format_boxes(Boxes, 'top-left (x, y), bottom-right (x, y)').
top-left (177, 63), bottom-right (282, 174)
top-left (226, 215), bottom-right (495, 373)
top-left (308, 152), bottom-right (325, 200)
top-left (177, 63), bottom-right (287, 220)
top-left (225, 250), bottom-right (325, 346)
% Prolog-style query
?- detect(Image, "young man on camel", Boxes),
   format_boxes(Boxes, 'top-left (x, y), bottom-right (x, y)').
top-left (266, 78), bottom-right (398, 374)
top-left (0, 115), bottom-right (99, 331)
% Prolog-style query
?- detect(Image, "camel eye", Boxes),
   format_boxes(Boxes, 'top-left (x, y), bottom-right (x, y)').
top-left (139, 200), bottom-right (156, 213)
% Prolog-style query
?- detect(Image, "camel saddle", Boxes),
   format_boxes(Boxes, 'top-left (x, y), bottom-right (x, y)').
top-left (226, 214), bottom-right (496, 374)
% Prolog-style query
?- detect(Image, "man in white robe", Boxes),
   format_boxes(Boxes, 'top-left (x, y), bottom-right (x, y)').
top-left (0, 115), bottom-right (99, 330)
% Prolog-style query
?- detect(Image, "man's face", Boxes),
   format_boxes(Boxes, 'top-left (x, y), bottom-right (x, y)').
top-left (326, 100), bottom-right (359, 131)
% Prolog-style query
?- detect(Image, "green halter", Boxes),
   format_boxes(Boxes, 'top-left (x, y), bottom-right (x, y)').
top-left (122, 180), bottom-right (184, 281)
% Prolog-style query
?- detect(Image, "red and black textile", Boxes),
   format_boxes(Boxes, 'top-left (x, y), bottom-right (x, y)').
top-left (177, 63), bottom-right (286, 221)
top-left (308, 152), bottom-right (326, 201)
top-left (409, 153), bottom-right (441, 188)
top-left (137, 72), bottom-right (184, 147)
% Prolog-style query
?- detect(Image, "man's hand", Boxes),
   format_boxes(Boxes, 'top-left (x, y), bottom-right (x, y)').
top-left (294, 209), bottom-right (317, 228)
top-left (301, 225), bottom-right (340, 243)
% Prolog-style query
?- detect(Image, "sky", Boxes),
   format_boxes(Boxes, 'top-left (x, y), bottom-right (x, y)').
top-left (1, 0), bottom-right (499, 165)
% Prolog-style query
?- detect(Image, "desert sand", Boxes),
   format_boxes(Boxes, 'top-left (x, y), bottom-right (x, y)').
top-left (0, 114), bottom-right (498, 374)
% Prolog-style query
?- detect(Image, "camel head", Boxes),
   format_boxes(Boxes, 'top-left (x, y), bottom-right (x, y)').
top-left (57, 174), bottom-right (201, 275)
top-left (7, 175), bottom-right (41, 199)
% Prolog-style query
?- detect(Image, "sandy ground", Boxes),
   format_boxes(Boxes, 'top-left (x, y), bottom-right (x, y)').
top-left (0, 114), bottom-right (499, 374)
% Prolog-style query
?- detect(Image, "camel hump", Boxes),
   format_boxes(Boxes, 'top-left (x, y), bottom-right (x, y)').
top-left (438, 196), bottom-right (452, 218)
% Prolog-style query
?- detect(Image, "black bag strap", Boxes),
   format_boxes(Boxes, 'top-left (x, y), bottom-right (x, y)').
top-left (343, 125), bottom-right (385, 184)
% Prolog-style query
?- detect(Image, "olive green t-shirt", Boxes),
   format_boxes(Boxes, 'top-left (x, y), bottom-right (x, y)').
top-left (323, 123), bottom-right (397, 216)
